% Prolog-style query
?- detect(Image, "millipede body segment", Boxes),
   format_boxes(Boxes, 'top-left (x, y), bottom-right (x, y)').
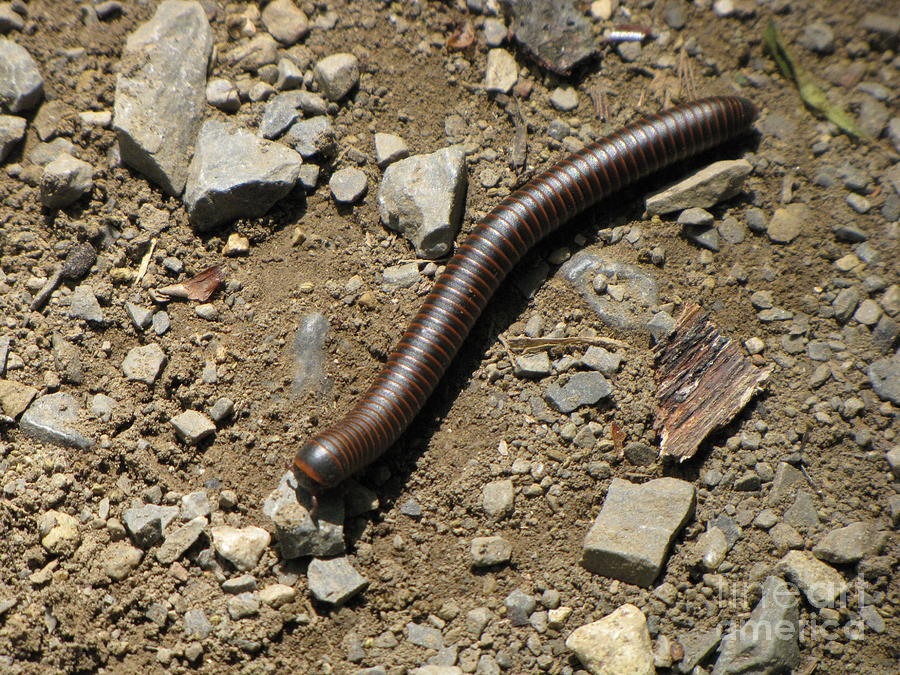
top-left (292, 96), bottom-right (758, 494)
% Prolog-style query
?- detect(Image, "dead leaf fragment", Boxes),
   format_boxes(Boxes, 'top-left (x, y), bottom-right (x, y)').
top-left (150, 265), bottom-right (225, 303)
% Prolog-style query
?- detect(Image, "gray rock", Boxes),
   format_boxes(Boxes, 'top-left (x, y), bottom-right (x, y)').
top-left (813, 521), bottom-right (881, 564)
top-left (769, 522), bottom-right (804, 552)
top-left (89, 393), bottom-right (116, 421)
top-left (40, 153), bottom-right (93, 208)
top-left (183, 120), bottom-right (302, 231)
top-left (284, 115), bottom-right (335, 159)
top-left (20, 392), bottom-right (93, 449)
top-left (122, 343), bottom-right (166, 384)
top-left (549, 86), bottom-right (578, 112)
top-left (647, 311), bottom-right (675, 341)
top-left (210, 525), bottom-right (270, 571)
top-left (152, 311), bottom-right (170, 335)
top-left (776, 550), bottom-right (847, 608)
top-left (276, 57), bottom-right (303, 90)
top-left (645, 160), bottom-right (752, 215)
top-left (297, 163), bottom-right (319, 190)
top-left (623, 442), bottom-right (656, 467)
top-left (307, 556), bottom-right (368, 605)
top-left (378, 145), bottom-right (467, 259)
top-left (582, 477), bottom-right (696, 586)
top-left (263, 470), bottom-right (345, 558)
top-left (181, 491), bottom-right (212, 520)
top-left (663, 0), bottom-right (687, 29)
top-left (123, 503), bottom-right (179, 548)
top-left (382, 262), bottom-right (419, 288)
top-left (206, 78), bottom-right (240, 113)
top-left (691, 527), bottom-right (729, 571)
top-left (581, 346), bottom-right (621, 375)
top-left (470, 536), bottom-right (511, 567)
top-left (484, 48), bottom-right (517, 93)
top-left (29, 137), bottom-right (75, 166)
top-left (67, 284), bottom-right (104, 323)
top-left (505, 588), bottom-right (536, 626)
top-left (313, 52), bottom-right (359, 101)
top-left (767, 204), bottom-right (809, 244)
top-left (0, 379), bottom-right (37, 419)
top-left (0, 39), bottom-right (43, 112)
top-left (799, 21), bottom-right (835, 53)
top-left (718, 217), bottom-right (746, 244)
top-left (113, 0), bottom-right (213, 195)
top-left (156, 516), bottom-right (206, 564)
top-left (482, 479), bottom-right (514, 519)
top-left (261, 0), bottom-right (309, 45)
top-left (208, 397), bottom-right (234, 422)
top-left (868, 355), bottom-right (899, 404)
top-left (221, 574), bottom-right (257, 594)
top-left (678, 626), bottom-right (722, 673)
top-left (170, 410), bottom-right (215, 444)
top-left (51, 333), bottom-right (84, 384)
top-left (853, 298), bottom-right (881, 325)
top-left (677, 207), bottom-right (714, 226)
top-left (374, 132), bottom-right (409, 168)
top-left (0, 4), bottom-right (24, 32)
top-left (400, 498), bottom-right (422, 519)
top-left (0, 113), bottom-right (25, 161)
top-left (183, 608), bottom-right (212, 639)
top-left (713, 576), bottom-right (800, 674)
top-left (544, 371), bottom-right (611, 413)
top-left (125, 302), bottom-right (153, 330)
top-left (330, 167), bottom-right (368, 204)
top-left (784, 492), bottom-right (819, 527)
top-left (832, 287), bottom-right (860, 323)
top-left (767, 462), bottom-right (804, 504)
top-left (229, 33), bottom-right (278, 71)
top-left (407, 622), bottom-right (444, 649)
top-left (227, 592), bottom-right (260, 620)
top-left (259, 92), bottom-right (303, 139)
top-left (683, 224), bottom-right (721, 251)
top-left (858, 98), bottom-right (890, 139)
top-left (514, 352), bottom-right (551, 379)
top-left (566, 604), bottom-right (654, 675)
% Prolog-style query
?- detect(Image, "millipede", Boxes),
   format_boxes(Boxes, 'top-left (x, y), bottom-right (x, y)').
top-left (291, 96), bottom-right (758, 505)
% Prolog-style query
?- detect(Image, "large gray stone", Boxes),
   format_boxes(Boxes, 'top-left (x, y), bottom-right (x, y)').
top-left (307, 556), bottom-right (368, 605)
top-left (812, 521), bottom-right (883, 564)
top-left (713, 576), bottom-right (800, 674)
top-left (113, 0), bottom-right (213, 195)
top-left (378, 145), bottom-right (467, 259)
top-left (313, 52), bottom-right (359, 101)
top-left (582, 477), bottom-right (696, 586)
top-left (263, 470), bottom-right (344, 558)
top-left (0, 39), bottom-right (43, 112)
top-left (646, 160), bottom-right (752, 215)
top-left (183, 120), bottom-right (301, 230)
top-left (40, 154), bottom-right (93, 208)
top-left (20, 392), bottom-right (93, 449)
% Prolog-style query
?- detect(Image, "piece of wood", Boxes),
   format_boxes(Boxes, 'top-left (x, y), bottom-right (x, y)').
top-left (653, 302), bottom-right (772, 461)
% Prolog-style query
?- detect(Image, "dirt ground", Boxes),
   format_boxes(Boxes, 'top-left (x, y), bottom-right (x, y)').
top-left (0, 0), bottom-right (897, 673)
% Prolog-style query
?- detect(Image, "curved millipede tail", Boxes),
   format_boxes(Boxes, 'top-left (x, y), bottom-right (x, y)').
top-left (292, 96), bottom-right (758, 492)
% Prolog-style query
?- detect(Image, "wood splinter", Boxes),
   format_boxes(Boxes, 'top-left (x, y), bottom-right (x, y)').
top-left (654, 302), bottom-right (772, 461)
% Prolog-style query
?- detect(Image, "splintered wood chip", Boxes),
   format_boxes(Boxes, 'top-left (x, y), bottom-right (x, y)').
top-left (653, 303), bottom-right (772, 461)
top-left (150, 265), bottom-right (225, 303)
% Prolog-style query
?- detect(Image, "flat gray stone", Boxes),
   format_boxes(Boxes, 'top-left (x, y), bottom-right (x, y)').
top-left (581, 346), bottom-right (621, 375)
top-left (210, 525), bottom-right (270, 571)
top-left (330, 167), bottom-right (367, 204)
top-left (122, 343), bottom-right (166, 384)
top-left (484, 48), bottom-right (517, 93)
top-left (67, 284), bottom-right (104, 323)
top-left (544, 371), bottom-right (611, 413)
top-left (374, 132), bottom-right (409, 168)
top-left (156, 516), bottom-right (206, 564)
top-left (767, 462), bottom-right (804, 505)
top-left (261, 0), bottom-right (309, 45)
top-left (307, 556), bottom-right (368, 605)
top-left (713, 576), bottom-right (800, 674)
top-left (20, 392), bottom-right (93, 449)
top-left (0, 113), bottom-right (25, 161)
top-left (678, 627), bottom-right (722, 673)
top-left (206, 78), bottom-right (240, 112)
top-left (767, 204), bottom-right (810, 244)
top-left (227, 592), bottom-right (260, 620)
top-left (407, 622), bottom-right (444, 649)
top-left (646, 160), bottom-right (752, 215)
top-left (470, 536), bottom-right (512, 567)
top-left (51, 334), bottom-right (84, 385)
top-left (125, 302), bottom-right (153, 330)
top-left (378, 145), bottom-right (467, 259)
top-left (40, 153), bottom-right (93, 208)
top-left (776, 550), bottom-right (847, 608)
top-left (514, 352), bottom-right (551, 379)
top-left (263, 470), bottom-right (345, 558)
top-left (258, 92), bottom-right (303, 139)
top-left (482, 479), bottom-right (514, 519)
top-left (180, 490), bottom-right (212, 520)
top-left (284, 115), bottom-right (335, 158)
top-left (123, 503), bottom-right (179, 548)
top-left (505, 588), bottom-right (536, 626)
top-left (314, 53), bottom-right (359, 101)
top-left (183, 119), bottom-right (302, 231)
top-left (0, 38), bottom-right (43, 112)
top-left (582, 477), bottom-right (696, 586)
top-left (113, 0), bottom-right (213, 195)
top-left (868, 355), bottom-right (899, 404)
top-left (170, 410), bottom-right (215, 445)
top-left (784, 491), bottom-right (819, 527)
top-left (813, 521), bottom-right (882, 564)
top-left (382, 262), bottom-right (419, 288)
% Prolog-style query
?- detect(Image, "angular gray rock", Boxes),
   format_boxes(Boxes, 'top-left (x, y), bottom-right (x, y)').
top-left (713, 576), bottom-right (800, 674)
top-left (263, 470), bottom-right (344, 558)
top-left (313, 52), bottom-right (359, 101)
top-left (0, 39), bottom-right (43, 112)
top-left (122, 343), bottom-right (166, 384)
top-left (0, 114), bottom-right (26, 161)
top-left (776, 550), bottom-right (847, 608)
top-left (645, 160), bottom-right (752, 215)
top-left (812, 521), bottom-right (882, 564)
top-left (566, 604), bottom-right (654, 675)
top-left (329, 167), bottom-right (367, 204)
top-left (868, 355), bottom-right (899, 405)
top-left (374, 132), bottom-right (409, 168)
top-left (19, 392), bottom-right (94, 449)
top-left (113, 0), bottom-right (213, 195)
top-left (470, 536), bottom-right (512, 567)
top-left (259, 92), bottom-right (303, 139)
top-left (210, 525), bottom-right (270, 571)
top-left (284, 115), bottom-right (335, 158)
top-left (767, 204), bottom-right (809, 244)
top-left (123, 503), bottom-right (180, 548)
top-left (156, 516), bottom-right (206, 564)
top-left (206, 78), bottom-right (240, 113)
top-left (307, 556), bottom-right (368, 605)
top-left (544, 371), bottom-right (611, 413)
top-left (378, 145), bottom-right (467, 259)
top-left (67, 284), bottom-right (104, 323)
top-left (40, 153), bottom-right (93, 208)
top-left (482, 479), bottom-right (514, 519)
top-left (582, 477), bottom-right (696, 586)
top-left (170, 410), bottom-right (216, 445)
top-left (183, 119), bottom-right (302, 230)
